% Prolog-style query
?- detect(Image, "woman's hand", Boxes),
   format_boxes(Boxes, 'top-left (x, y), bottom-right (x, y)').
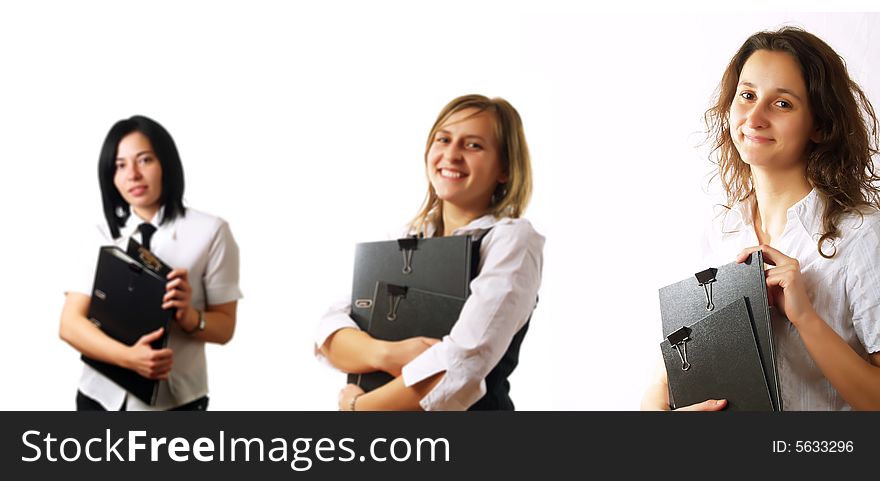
top-left (672, 399), bottom-right (728, 411)
top-left (164, 268), bottom-right (199, 332)
top-left (641, 357), bottom-right (727, 411)
top-left (736, 245), bottom-right (818, 326)
top-left (338, 384), bottom-right (366, 411)
top-left (123, 327), bottom-right (173, 379)
top-left (378, 337), bottom-right (441, 377)
top-left (641, 390), bottom-right (727, 411)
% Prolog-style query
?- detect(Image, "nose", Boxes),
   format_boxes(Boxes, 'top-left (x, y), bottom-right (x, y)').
top-left (744, 102), bottom-right (769, 129)
top-left (443, 142), bottom-right (464, 163)
top-left (126, 162), bottom-right (142, 181)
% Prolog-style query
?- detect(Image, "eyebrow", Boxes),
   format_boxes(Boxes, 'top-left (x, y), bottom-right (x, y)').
top-left (116, 150), bottom-right (154, 161)
top-left (436, 129), bottom-right (487, 142)
top-left (739, 81), bottom-right (804, 102)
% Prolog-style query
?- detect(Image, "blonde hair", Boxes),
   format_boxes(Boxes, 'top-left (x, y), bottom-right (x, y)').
top-left (410, 94), bottom-right (533, 234)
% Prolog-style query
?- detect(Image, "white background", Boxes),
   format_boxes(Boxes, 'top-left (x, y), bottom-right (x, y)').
top-left (0, 1), bottom-right (877, 410)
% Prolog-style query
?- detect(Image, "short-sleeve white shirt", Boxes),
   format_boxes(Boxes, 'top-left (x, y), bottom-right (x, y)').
top-left (69, 207), bottom-right (242, 410)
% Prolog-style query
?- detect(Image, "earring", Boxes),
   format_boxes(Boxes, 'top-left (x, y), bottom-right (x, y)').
top-left (491, 183), bottom-right (508, 205)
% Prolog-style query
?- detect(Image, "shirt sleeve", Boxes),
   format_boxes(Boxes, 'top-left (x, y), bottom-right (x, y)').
top-left (847, 216), bottom-right (880, 354)
top-left (203, 219), bottom-right (243, 305)
top-left (314, 225), bottom-right (410, 366)
top-left (65, 223), bottom-right (110, 297)
top-left (401, 220), bottom-right (545, 410)
top-left (315, 299), bottom-right (358, 348)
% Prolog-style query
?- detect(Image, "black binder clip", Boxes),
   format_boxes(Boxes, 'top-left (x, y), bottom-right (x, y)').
top-left (386, 284), bottom-right (408, 321)
top-left (397, 237), bottom-right (419, 275)
top-left (695, 267), bottom-right (718, 311)
top-left (667, 326), bottom-right (692, 371)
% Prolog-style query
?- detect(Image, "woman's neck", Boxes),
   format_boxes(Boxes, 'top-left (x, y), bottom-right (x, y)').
top-left (132, 205), bottom-right (159, 224)
top-left (441, 203), bottom-right (486, 237)
top-left (751, 164), bottom-right (812, 245)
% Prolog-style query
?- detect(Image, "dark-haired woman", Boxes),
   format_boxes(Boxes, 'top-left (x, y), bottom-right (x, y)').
top-left (60, 116), bottom-right (241, 411)
top-left (642, 27), bottom-right (880, 411)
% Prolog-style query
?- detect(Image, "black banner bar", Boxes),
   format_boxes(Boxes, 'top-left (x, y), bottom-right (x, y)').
top-left (2, 412), bottom-right (875, 478)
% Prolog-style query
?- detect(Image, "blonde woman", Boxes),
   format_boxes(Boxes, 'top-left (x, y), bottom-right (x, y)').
top-left (316, 94), bottom-right (544, 411)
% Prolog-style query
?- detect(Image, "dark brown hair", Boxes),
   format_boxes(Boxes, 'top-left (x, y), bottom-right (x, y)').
top-left (705, 27), bottom-right (880, 258)
top-left (99, 115), bottom-right (187, 239)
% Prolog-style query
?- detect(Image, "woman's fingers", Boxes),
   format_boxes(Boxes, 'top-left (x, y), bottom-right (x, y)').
top-left (163, 299), bottom-right (186, 309)
top-left (735, 246), bottom-right (764, 264)
top-left (150, 347), bottom-right (174, 361)
top-left (754, 244), bottom-right (794, 267)
top-left (166, 268), bottom-right (189, 282)
top-left (165, 277), bottom-right (191, 292)
top-left (766, 264), bottom-right (798, 289)
top-left (128, 338), bottom-right (174, 379)
top-left (164, 268), bottom-right (192, 312)
top-left (163, 294), bottom-right (192, 307)
top-left (137, 327), bottom-right (165, 345)
top-left (737, 244), bottom-right (797, 268)
top-left (676, 399), bottom-right (727, 411)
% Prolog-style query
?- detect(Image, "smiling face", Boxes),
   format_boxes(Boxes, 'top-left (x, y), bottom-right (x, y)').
top-left (426, 108), bottom-right (508, 216)
top-left (113, 131), bottom-right (163, 221)
top-left (729, 49), bottom-right (820, 170)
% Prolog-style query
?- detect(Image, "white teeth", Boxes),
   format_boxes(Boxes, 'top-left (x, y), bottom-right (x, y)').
top-left (440, 169), bottom-right (465, 179)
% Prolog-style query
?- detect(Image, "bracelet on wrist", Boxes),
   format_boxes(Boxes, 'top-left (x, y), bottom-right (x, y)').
top-left (184, 309), bottom-right (206, 334)
top-left (349, 392), bottom-right (363, 411)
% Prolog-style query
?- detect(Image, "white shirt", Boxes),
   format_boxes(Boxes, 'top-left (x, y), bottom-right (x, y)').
top-left (69, 207), bottom-right (243, 411)
top-left (315, 215), bottom-right (545, 410)
top-left (701, 189), bottom-right (880, 410)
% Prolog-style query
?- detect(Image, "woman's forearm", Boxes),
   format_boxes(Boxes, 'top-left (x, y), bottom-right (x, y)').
top-left (355, 373), bottom-right (444, 411)
top-left (59, 293), bottom-right (131, 368)
top-left (321, 328), bottom-right (388, 374)
top-left (797, 312), bottom-right (880, 410)
top-left (183, 301), bottom-right (238, 345)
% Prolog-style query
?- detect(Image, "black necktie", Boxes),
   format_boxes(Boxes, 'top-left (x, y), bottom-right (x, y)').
top-left (138, 223), bottom-right (157, 251)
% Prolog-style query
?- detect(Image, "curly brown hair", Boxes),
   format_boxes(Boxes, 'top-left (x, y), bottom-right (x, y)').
top-left (705, 27), bottom-right (880, 258)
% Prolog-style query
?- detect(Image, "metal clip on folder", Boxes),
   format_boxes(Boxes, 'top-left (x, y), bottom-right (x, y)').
top-left (658, 252), bottom-right (779, 410)
top-left (695, 267), bottom-right (718, 311)
top-left (666, 326), bottom-right (692, 371)
top-left (397, 237), bottom-right (418, 274)
top-left (385, 284), bottom-right (408, 321)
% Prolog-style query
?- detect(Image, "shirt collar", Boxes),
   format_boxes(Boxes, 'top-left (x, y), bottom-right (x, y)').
top-left (450, 214), bottom-right (500, 236)
top-left (721, 188), bottom-right (822, 238)
top-left (410, 213), bottom-right (502, 238)
top-left (719, 196), bottom-right (754, 233)
top-left (789, 187), bottom-right (823, 239)
top-left (120, 205), bottom-right (168, 238)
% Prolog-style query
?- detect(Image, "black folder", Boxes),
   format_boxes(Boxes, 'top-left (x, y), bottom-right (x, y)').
top-left (661, 297), bottom-right (774, 411)
top-left (81, 243), bottom-right (173, 405)
top-left (658, 251), bottom-right (780, 410)
top-left (350, 235), bottom-right (479, 330)
top-left (347, 234), bottom-right (481, 390)
top-left (353, 282), bottom-right (466, 392)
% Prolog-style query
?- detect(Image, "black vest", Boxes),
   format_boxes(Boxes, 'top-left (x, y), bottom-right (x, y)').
top-left (468, 316), bottom-right (532, 411)
top-left (465, 228), bottom-right (535, 411)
